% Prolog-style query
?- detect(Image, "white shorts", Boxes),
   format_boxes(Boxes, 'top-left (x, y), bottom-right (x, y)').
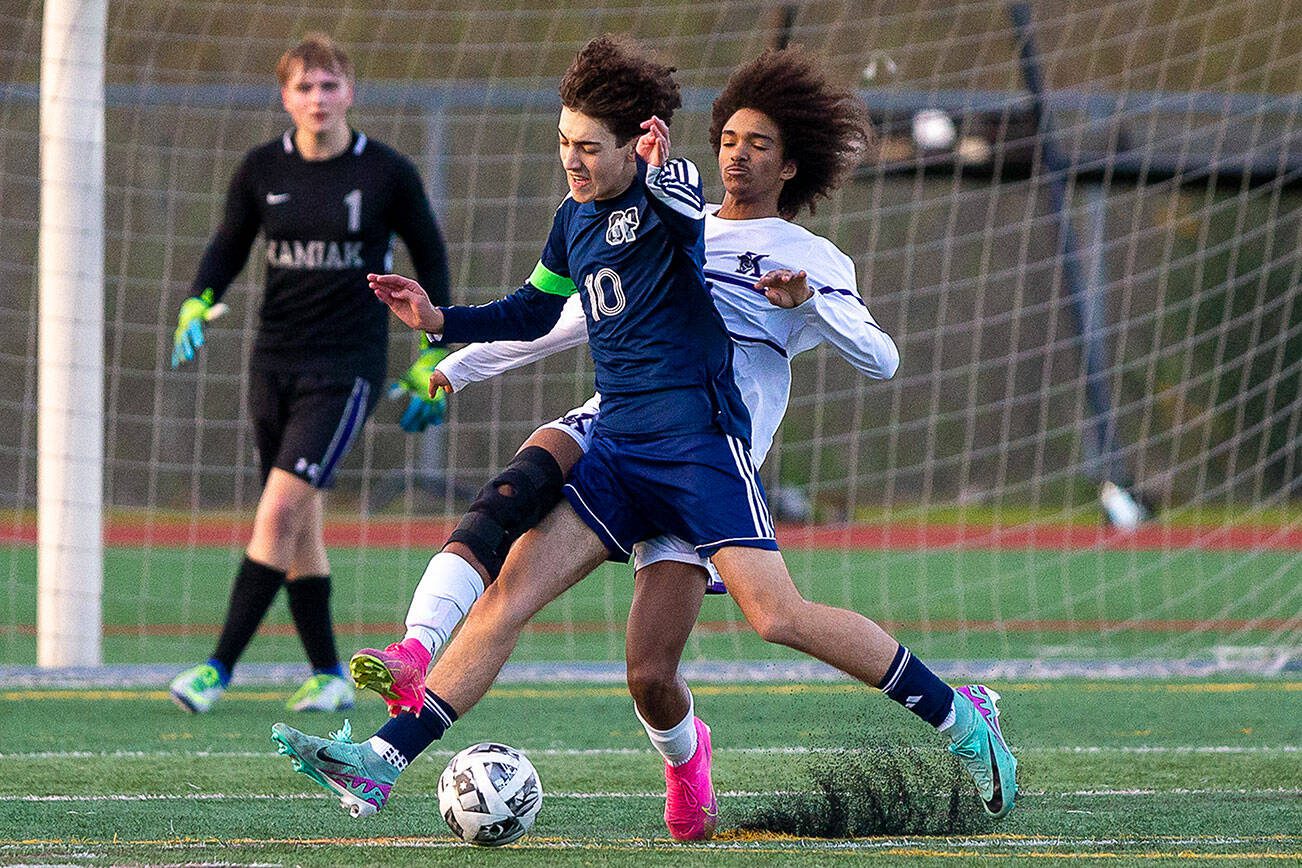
top-left (541, 392), bottom-right (726, 592)
top-left (539, 393), bottom-right (602, 452)
top-left (633, 534), bottom-right (726, 592)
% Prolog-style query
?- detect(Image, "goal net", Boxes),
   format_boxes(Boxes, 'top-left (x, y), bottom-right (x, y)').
top-left (3, 0), bottom-right (1299, 677)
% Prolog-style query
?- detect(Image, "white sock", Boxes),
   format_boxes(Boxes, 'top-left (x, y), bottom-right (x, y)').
top-left (367, 735), bottom-right (408, 771)
top-left (635, 693), bottom-right (698, 766)
top-left (937, 701), bottom-right (957, 733)
top-left (402, 551), bottom-right (485, 655)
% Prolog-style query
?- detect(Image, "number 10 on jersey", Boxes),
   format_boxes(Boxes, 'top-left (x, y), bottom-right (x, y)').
top-left (584, 268), bottom-right (626, 320)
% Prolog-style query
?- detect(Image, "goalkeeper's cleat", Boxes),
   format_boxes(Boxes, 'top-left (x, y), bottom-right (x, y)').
top-left (271, 719), bottom-right (396, 818)
top-left (169, 663), bottom-right (225, 713)
top-left (948, 684), bottom-right (1018, 818)
top-left (663, 717), bottom-right (718, 841)
top-left (286, 673), bottom-right (356, 712)
top-left (350, 638), bottom-right (432, 717)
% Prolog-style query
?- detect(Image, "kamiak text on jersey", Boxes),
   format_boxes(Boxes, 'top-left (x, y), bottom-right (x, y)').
top-left (265, 239), bottom-right (365, 270)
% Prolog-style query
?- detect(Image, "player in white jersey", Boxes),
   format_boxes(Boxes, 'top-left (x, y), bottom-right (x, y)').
top-left (432, 203), bottom-right (898, 583)
top-left (301, 49), bottom-right (1015, 836)
top-left (436, 206), bottom-right (896, 467)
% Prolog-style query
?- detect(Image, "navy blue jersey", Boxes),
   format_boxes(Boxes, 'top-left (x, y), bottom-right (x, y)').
top-left (191, 129), bottom-right (450, 381)
top-left (440, 159), bottom-right (750, 441)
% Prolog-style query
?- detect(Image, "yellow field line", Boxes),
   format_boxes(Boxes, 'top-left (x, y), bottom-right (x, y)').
top-left (0, 689), bottom-right (284, 702)
top-left (4, 835), bottom-right (1299, 860)
top-left (4, 681), bottom-right (1299, 703)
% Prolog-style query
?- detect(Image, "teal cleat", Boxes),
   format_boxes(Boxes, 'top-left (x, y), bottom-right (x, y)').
top-left (948, 684), bottom-right (1018, 818)
top-left (271, 719), bottom-right (398, 817)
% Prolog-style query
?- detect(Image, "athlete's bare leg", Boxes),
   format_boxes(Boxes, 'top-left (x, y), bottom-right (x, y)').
top-left (624, 560), bottom-right (707, 728)
top-left (711, 546), bottom-right (898, 684)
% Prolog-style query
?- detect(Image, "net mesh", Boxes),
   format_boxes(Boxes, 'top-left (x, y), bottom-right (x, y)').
top-left (2, 0), bottom-right (1299, 672)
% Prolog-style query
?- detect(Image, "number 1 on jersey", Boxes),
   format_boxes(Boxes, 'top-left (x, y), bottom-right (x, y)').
top-left (344, 189), bottom-right (362, 233)
top-left (584, 268), bottom-right (626, 320)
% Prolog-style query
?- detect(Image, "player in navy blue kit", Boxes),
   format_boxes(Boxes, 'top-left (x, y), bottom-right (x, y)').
top-left (273, 37), bottom-right (1016, 831)
top-left (168, 33), bottom-right (451, 714)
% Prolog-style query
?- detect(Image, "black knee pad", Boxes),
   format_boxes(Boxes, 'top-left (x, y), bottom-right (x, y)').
top-left (446, 446), bottom-right (565, 578)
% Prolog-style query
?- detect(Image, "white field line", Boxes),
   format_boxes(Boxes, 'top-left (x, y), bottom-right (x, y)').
top-left (1, 744), bottom-right (1297, 760)
top-left (15, 787), bottom-right (1302, 803)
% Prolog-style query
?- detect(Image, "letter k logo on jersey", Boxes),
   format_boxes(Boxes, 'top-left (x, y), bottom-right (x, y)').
top-left (737, 251), bottom-right (768, 277)
top-left (605, 207), bottom-right (640, 245)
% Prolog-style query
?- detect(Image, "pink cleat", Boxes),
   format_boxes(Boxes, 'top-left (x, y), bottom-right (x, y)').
top-left (663, 717), bottom-right (718, 841)
top-left (349, 638), bottom-right (432, 717)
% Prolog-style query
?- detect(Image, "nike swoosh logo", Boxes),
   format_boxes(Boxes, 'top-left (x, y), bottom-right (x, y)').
top-left (315, 745), bottom-right (346, 765)
top-left (266, 192), bottom-right (290, 204)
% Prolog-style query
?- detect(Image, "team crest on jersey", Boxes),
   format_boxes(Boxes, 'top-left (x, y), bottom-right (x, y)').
top-left (605, 207), bottom-right (640, 245)
top-left (737, 251), bottom-right (769, 277)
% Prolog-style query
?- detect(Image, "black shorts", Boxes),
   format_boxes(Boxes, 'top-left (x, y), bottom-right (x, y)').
top-left (248, 368), bottom-right (381, 489)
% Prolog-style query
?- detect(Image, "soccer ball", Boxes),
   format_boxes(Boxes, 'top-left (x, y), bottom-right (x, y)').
top-left (437, 742), bottom-right (542, 846)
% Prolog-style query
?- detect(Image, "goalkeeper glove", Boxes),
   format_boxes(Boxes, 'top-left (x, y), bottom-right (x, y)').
top-left (390, 345), bottom-right (450, 433)
top-left (170, 288), bottom-right (227, 368)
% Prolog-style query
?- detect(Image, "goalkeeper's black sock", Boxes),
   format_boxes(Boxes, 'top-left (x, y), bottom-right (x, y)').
top-left (211, 556), bottom-right (286, 678)
top-left (285, 574), bottom-right (341, 674)
top-left (370, 689), bottom-right (458, 770)
top-left (875, 644), bottom-right (955, 728)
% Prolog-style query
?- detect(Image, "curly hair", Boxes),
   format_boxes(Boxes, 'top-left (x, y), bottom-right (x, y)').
top-left (558, 35), bottom-right (682, 145)
top-left (710, 49), bottom-right (871, 217)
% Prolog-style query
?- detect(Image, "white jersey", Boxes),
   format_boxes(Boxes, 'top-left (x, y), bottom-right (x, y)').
top-left (437, 209), bottom-right (899, 464)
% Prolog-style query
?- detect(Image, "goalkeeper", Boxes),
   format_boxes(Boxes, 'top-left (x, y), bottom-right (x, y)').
top-left (167, 33), bottom-right (451, 714)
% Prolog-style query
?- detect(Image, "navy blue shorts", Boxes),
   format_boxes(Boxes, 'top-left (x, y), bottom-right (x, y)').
top-left (563, 430), bottom-right (778, 562)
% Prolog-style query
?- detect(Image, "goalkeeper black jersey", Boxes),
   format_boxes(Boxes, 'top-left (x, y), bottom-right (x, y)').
top-left (190, 129), bottom-right (450, 380)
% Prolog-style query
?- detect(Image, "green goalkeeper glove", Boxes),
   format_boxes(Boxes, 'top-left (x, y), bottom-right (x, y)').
top-left (390, 345), bottom-right (449, 432)
top-left (170, 288), bottom-right (228, 368)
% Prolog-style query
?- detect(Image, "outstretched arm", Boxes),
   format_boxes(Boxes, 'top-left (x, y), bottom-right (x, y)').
top-left (767, 267), bottom-right (900, 379)
top-left (437, 295), bottom-right (589, 392)
top-left (370, 272), bottom-right (569, 345)
top-left (370, 272), bottom-right (444, 333)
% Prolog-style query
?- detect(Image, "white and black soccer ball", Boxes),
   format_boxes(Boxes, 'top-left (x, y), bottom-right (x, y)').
top-left (437, 742), bottom-right (542, 846)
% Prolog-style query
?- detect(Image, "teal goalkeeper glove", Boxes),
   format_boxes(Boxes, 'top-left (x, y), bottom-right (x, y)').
top-left (390, 345), bottom-right (449, 433)
top-left (170, 288), bottom-right (228, 368)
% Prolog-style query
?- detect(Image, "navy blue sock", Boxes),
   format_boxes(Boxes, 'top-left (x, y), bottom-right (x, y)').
top-left (372, 689), bottom-right (458, 768)
top-left (314, 663), bottom-right (346, 679)
top-left (876, 645), bottom-right (955, 727)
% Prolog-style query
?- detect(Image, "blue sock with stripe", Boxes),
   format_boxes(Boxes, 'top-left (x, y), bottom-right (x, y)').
top-left (876, 644), bottom-right (955, 728)
top-left (369, 689), bottom-right (458, 771)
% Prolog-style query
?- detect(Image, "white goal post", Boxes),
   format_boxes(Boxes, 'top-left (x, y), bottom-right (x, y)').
top-left (37, 0), bottom-right (106, 667)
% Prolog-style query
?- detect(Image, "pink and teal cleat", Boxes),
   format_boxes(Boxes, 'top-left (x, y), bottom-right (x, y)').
top-left (948, 684), bottom-right (1018, 818)
top-left (663, 717), bottom-right (719, 841)
top-left (271, 719), bottom-right (397, 817)
top-left (350, 638), bottom-right (432, 717)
